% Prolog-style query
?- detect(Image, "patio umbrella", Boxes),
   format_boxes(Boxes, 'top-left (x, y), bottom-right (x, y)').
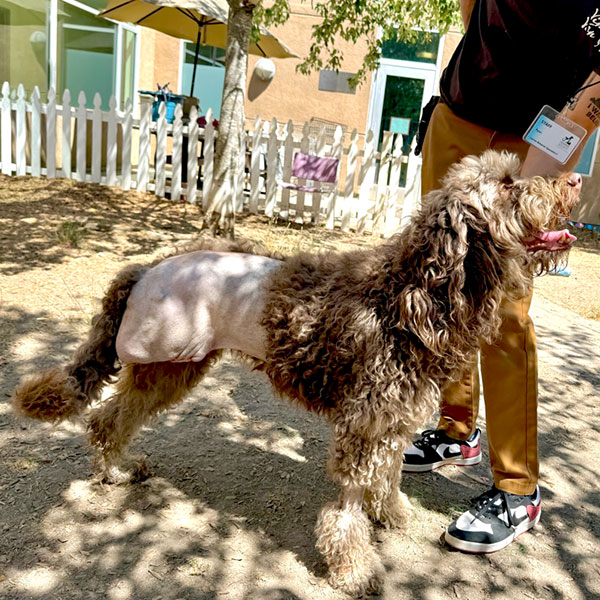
top-left (99, 0), bottom-right (297, 95)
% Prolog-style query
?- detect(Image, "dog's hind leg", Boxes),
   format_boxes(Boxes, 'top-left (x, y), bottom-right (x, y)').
top-left (87, 354), bottom-right (220, 483)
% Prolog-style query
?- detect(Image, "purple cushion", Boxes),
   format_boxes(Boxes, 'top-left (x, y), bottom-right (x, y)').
top-left (291, 152), bottom-right (339, 183)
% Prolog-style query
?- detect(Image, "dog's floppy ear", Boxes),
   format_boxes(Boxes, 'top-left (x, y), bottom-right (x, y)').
top-left (442, 197), bottom-right (471, 325)
top-left (395, 195), bottom-right (471, 355)
top-left (397, 285), bottom-right (448, 353)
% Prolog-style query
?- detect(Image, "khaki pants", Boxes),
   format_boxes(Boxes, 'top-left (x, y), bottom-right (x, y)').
top-left (421, 102), bottom-right (538, 495)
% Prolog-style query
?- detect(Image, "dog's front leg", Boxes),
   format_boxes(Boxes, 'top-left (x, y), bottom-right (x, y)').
top-left (364, 478), bottom-right (413, 530)
top-left (315, 427), bottom-right (394, 596)
top-left (315, 485), bottom-right (384, 597)
top-left (362, 432), bottom-right (413, 530)
top-left (329, 426), bottom-right (413, 530)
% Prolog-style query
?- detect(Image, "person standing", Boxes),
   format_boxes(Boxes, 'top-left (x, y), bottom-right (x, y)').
top-left (403, 0), bottom-right (600, 553)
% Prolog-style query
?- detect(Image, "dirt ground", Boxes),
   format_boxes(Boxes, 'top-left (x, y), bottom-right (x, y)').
top-left (0, 174), bottom-right (599, 600)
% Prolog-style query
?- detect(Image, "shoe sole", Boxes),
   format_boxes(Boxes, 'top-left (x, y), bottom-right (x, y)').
top-left (402, 454), bottom-right (482, 473)
top-left (444, 508), bottom-right (541, 553)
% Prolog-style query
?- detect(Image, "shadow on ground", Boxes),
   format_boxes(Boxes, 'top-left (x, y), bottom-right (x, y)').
top-left (1, 299), bottom-right (598, 599)
top-left (0, 175), bottom-right (201, 276)
top-left (1, 176), bottom-right (598, 599)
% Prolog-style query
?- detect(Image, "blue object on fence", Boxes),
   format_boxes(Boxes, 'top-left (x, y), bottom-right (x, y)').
top-left (140, 89), bottom-right (184, 124)
top-left (152, 96), bottom-right (183, 123)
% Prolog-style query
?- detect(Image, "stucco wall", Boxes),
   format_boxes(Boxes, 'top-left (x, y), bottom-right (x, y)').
top-left (138, 30), bottom-right (181, 94)
top-left (245, 2), bottom-right (373, 138)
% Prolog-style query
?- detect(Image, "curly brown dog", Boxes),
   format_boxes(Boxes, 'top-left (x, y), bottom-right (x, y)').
top-left (13, 151), bottom-right (580, 596)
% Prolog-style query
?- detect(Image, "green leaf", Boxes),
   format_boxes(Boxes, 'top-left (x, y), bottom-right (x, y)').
top-left (257, 0), bottom-right (460, 84)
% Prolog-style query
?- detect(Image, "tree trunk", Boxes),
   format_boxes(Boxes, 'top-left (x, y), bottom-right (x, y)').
top-left (201, 0), bottom-right (254, 238)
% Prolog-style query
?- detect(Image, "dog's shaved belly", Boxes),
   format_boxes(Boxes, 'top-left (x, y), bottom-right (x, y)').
top-left (116, 251), bottom-right (281, 364)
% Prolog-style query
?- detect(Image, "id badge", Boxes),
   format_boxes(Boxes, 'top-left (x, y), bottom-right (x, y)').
top-left (523, 105), bottom-right (586, 164)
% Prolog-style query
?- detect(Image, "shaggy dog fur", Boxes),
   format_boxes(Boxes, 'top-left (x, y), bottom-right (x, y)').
top-left (13, 151), bottom-right (580, 596)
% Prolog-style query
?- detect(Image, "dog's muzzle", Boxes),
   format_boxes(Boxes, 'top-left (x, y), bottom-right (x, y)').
top-left (523, 171), bottom-right (581, 252)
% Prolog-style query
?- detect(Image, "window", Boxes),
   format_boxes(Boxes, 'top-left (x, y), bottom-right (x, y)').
top-left (379, 75), bottom-right (425, 152)
top-left (0, 0), bottom-right (50, 98)
top-left (186, 44), bottom-right (226, 68)
top-left (0, 0), bottom-right (136, 108)
top-left (381, 31), bottom-right (440, 65)
top-left (58, 1), bottom-right (116, 109)
top-left (181, 41), bottom-right (225, 118)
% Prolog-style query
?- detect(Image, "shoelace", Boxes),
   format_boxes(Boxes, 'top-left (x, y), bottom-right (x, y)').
top-left (470, 488), bottom-right (520, 528)
top-left (413, 429), bottom-right (443, 450)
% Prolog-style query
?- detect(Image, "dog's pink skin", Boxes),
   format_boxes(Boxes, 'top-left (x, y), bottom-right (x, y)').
top-left (116, 251), bottom-right (281, 364)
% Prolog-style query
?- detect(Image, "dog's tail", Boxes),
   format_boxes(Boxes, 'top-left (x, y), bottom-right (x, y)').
top-left (12, 263), bottom-right (146, 423)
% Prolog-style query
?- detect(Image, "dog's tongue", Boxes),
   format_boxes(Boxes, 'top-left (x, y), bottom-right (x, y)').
top-left (523, 229), bottom-right (577, 252)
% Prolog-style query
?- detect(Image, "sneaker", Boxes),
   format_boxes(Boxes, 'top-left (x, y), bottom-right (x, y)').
top-left (445, 485), bottom-right (541, 553)
top-left (402, 428), bottom-right (482, 472)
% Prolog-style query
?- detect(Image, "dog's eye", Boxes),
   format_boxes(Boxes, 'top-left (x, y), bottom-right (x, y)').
top-left (500, 175), bottom-right (513, 187)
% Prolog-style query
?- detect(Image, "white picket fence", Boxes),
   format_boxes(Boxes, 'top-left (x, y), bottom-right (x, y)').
top-left (0, 82), bottom-right (422, 235)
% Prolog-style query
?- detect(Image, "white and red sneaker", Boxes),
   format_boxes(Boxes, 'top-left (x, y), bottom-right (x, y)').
top-left (445, 485), bottom-right (541, 553)
top-left (402, 428), bottom-right (482, 473)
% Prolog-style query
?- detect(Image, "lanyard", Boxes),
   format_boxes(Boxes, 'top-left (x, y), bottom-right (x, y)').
top-left (567, 78), bottom-right (600, 110)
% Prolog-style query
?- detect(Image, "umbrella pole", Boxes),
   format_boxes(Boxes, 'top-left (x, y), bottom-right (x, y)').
top-left (190, 27), bottom-right (201, 97)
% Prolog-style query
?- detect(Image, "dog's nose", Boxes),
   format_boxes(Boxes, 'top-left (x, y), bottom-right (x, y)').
top-left (566, 172), bottom-right (582, 190)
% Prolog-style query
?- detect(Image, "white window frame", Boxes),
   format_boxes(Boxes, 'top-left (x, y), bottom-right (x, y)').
top-left (367, 61), bottom-right (437, 146)
top-left (48, 0), bottom-right (139, 109)
top-left (366, 29), bottom-right (446, 142)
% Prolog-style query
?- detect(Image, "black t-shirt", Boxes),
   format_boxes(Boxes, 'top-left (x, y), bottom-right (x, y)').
top-left (440, 0), bottom-right (600, 133)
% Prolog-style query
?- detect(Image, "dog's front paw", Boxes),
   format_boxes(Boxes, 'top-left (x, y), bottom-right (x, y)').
top-left (377, 490), bottom-right (413, 530)
top-left (98, 454), bottom-right (149, 484)
top-left (316, 502), bottom-right (384, 597)
top-left (328, 551), bottom-right (384, 598)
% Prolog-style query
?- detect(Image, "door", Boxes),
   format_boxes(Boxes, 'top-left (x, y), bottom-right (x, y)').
top-left (367, 61), bottom-right (436, 154)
